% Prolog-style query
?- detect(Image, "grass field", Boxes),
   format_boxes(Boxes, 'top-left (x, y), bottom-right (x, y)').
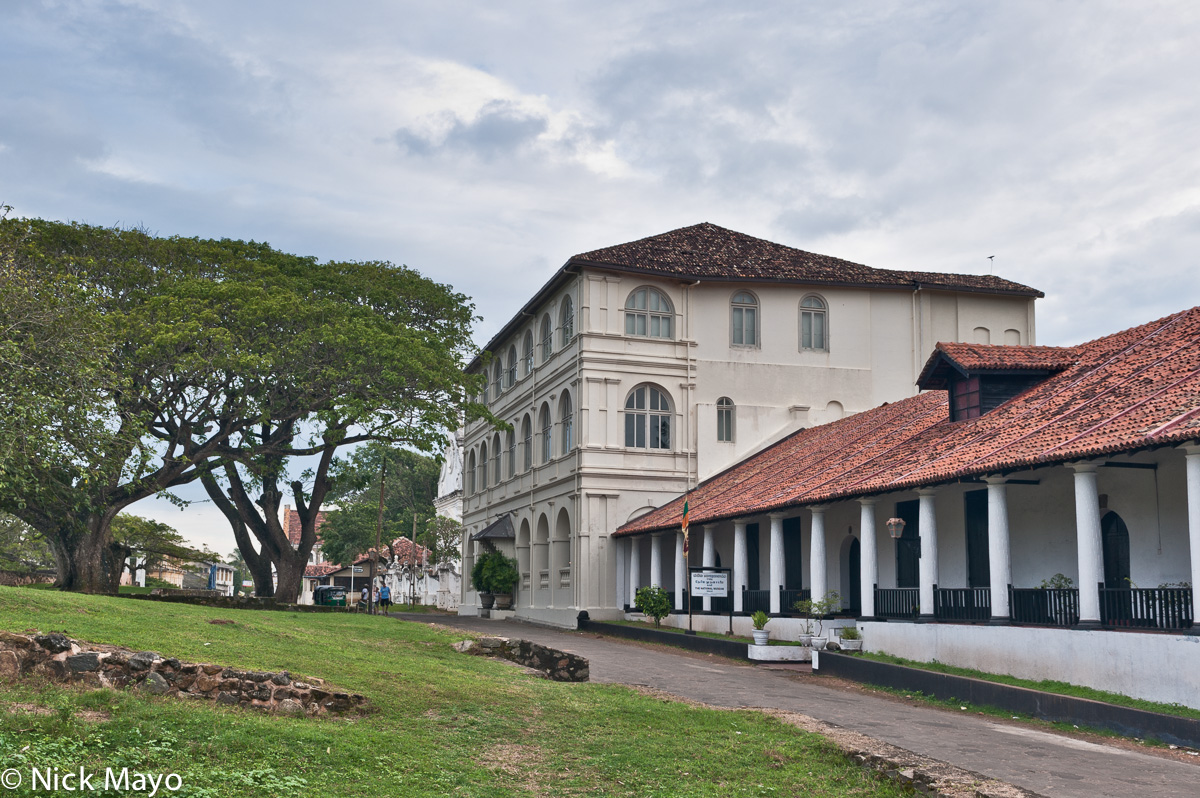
top-left (0, 587), bottom-right (905, 797)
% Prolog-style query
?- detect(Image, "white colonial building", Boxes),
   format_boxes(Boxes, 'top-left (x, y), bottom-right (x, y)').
top-left (460, 223), bottom-right (1040, 626)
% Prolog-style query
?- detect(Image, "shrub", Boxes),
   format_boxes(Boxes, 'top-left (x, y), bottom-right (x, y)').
top-left (635, 585), bottom-right (672, 628)
top-left (840, 626), bottom-right (861, 640)
top-left (750, 610), bottom-right (770, 631)
top-left (1038, 573), bottom-right (1074, 590)
top-left (471, 551), bottom-right (520, 595)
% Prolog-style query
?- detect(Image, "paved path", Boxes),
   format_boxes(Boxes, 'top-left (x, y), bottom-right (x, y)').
top-left (402, 614), bottom-right (1200, 798)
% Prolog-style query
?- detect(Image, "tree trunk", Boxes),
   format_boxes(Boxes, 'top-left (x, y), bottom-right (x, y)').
top-left (45, 513), bottom-right (127, 594)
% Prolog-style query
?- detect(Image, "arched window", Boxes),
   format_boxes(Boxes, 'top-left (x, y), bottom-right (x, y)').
top-left (625, 385), bottom-right (671, 449)
top-left (521, 415), bottom-right (532, 471)
top-left (730, 291), bottom-right (758, 347)
top-left (479, 441), bottom-right (488, 489)
top-left (466, 451), bottom-right (476, 494)
top-left (506, 429), bottom-right (516, 478)
top-left (800, 295), bottom-right (828, 351)
top-left (523, 330), bottom-right (534, 375)
top-left (492, 434), bottom-right (502, 483)
top-left (539, 404), bottom-right (553, 463)
top-left (717, 397), bottom-right (734, 442)
top-left (540, 314), bottom-right (553, 362)
top-left (506, 345), bottom-right (517, 388)
top-left (560, 392), bottom-right (573, 454)
top-left (560, 296), bottom-right (575, 345)
top-left (491, 360), bottom-right (503, 399)
top-left (625, 287), bottom-right (673, 339)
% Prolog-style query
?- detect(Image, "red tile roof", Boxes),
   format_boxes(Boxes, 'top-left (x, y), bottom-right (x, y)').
top-left (571, 223), bottom-right (1042, 297)
top-left (285, 509), bottom-right (327, 547)
top-left (618, 306), bottom-right (1200, 536)
top-left (305, 563), bottom-right (339, 578)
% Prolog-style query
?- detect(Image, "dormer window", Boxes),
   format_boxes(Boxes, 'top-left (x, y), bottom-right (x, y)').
top-left (952, 376), bottom-right (981, 421)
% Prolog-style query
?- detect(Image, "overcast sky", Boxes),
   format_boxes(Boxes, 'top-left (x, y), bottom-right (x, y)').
top-left (4, 1), bottom-right (1199, 553)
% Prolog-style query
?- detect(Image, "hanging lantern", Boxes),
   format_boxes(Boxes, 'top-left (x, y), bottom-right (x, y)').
top-left (886, 517), bottom-right (907, 539)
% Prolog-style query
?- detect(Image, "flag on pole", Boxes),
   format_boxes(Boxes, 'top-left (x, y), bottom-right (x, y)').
top-left (681, 495), bottom-right (690, 555)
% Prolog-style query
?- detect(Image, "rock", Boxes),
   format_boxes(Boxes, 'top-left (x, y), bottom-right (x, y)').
top-left (195, 674), bottom-right (220, 692)
top-left (247, 671), bottom-right (271, 683)
top-left (66, 653), bottom-right (102, 673)
top-left (452, 640), bottom-right (476, 653)
top-left (216, 691), bottom-right (240, 705)
top-left (35, 633), bottom-right (73, 653)
top-left (140, 671), bottom-right (170, 695)
top-left (271, 672), bottom-right (291, 686)
top-left (0, 650), bottom-right (21, 681)
top-left (201, 664), bottom-right (223, 675)
top-left (161, 658), bottom-right (181, 670)
top-left (0, 631), bottom-right (33, 649)
top-left (826, 641), bottom-right (841, 652)
top-left (128, 652), bottom-right (159, 671)
top-left (277, 698), bottom-right (304, 715)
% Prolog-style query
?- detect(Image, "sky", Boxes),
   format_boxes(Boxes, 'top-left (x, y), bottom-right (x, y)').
top-left (4, 1), bottom-right (1200, 553)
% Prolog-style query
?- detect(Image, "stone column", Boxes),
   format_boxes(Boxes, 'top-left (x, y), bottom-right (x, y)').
top-left (1071, 463), bottom-right (1104, 626)
top-left (769, 513), bottom-right (785, 614)
top-left (675, 530), bottom-right (687, 613)
top-left (859, 499), bottom-right (877, 619)
top-left (918, 488), bottom-right (939, 619)
top-left (810, 507), bottom-right (827, 603)
top-left (733, 520), bottom-right (748, 613)
top-left (628, 537), bottom-right (641, 609)
top-left (650, 532), bottom-right (663, 589)
top-left (1185, 447), bottom-right (1200, 621)
top-left (615, 537), bottom-right (627, 613)
top-left (985, 477), bottom-right (1012, 621)
top-left (702, 525), bottom-right (715, 612)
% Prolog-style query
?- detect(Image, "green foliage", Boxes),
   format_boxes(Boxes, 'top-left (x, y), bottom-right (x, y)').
top-left (470, 551), bottom-right (519, 595)
top-left (321, 445), bottom-right (447, 567)
top-left (0, 216), bottom-right (489, 594)
top-left (793, 590), bottom-right (842, 636)
top-left (635, 585), bottom-right (672, 628)
top-left (840, 626), bottom-right (862, 640)
top-left (0, 513), bottom-right (54, 575)
top-left (750, 609), bottom-right (770, 631)
top-left (1038, 573), bottom-right (1075, 590)
top-left (143, 577), bottom-right (176, 590)
top-left (111, 513), bottom-right (202, 573)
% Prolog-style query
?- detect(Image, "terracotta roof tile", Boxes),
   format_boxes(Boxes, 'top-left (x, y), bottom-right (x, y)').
top-left (572, 223), bottom-right (1042, 297)
top-left (284, 509), bottom-right (327, 547)
top-left (305, 563), bottom-right (339, 578)
top-left (618, 306), bottom-right (1200, 536)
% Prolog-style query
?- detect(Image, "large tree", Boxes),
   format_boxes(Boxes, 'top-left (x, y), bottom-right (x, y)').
top-left (0, 216), bottom-right (485, 594)
top-left (110, 513), bottom-right (206, 583)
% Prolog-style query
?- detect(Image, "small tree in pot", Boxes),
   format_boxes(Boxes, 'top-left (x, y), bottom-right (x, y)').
top-left (488, 554), bottom-right (520, 610)
top-left (750, 610), bottom-right (771, 646)
top-left (793, 590), bottom-right (841, 649)
top-left (471, 553), bottom-right (495, 609)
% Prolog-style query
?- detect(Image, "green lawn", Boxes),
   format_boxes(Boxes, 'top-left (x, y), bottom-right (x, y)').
top-left (855, 651), bottom-right (1200, 721)
top-left (0, 587), bottom-right (904, 797)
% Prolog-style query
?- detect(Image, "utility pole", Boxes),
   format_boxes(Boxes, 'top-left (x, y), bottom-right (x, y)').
top-left (370, 455), bottom-right (387, 615)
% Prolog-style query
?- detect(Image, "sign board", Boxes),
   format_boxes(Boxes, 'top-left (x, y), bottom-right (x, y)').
top-left (241, 580), bottom-right (253, 588)
top-left (352, 566), bottom-right (364, 573)
top-left (690, 571), bottom-right (729, 597)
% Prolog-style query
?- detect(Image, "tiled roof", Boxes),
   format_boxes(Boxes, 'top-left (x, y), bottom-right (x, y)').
top-left (305, 563), bottom-right (339, 578)
top-left (571, 223), bottom-right (1042, 297)
top-left (284, 509), bottom-right (327, 547)
top-left (618, 306), bottom-right (1200, 536)
top-left (917, 341), bottom-right (1076, 387)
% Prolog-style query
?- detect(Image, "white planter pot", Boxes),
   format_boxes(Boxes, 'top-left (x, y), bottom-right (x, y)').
top-left (839, 638), bottom-right (863, 651)
top-left (810, 636), bottom-right (828, 650)
top-left (797, 633), bottom-right (813, 647)
top-left (752, 630), bottom-right (769, 646)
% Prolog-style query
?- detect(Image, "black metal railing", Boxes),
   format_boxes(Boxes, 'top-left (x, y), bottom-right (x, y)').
top-left (1009, 586), bottom-right (1079, 627)
top-left (933, 586), bottom-right (991, 621)
top-left (1099, 585), bottom-right (1193, 630)
top-left (742, 589), bottom-right (771, 614)
top-left (780, 588), bottom-right (811, 613)
top-left (875, 587), bottom-right (920, 619)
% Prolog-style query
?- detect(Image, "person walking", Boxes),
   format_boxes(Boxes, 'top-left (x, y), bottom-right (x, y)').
top-left (360, 584), bottom-right (369, 612)
top-left (379, 583), bottom-right (392, 614)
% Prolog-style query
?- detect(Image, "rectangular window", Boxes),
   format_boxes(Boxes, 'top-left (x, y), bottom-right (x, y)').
top-left (953, 376), bottom-right (981, 420)
top-left (732, 307), bottom-right (744, 345)
top-left (625, 414), bottom-right (646, 448)
top-left (717, 406), bottom-right (733, 442)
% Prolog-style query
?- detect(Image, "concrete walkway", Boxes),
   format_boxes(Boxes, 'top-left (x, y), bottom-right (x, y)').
top-left (402, 614), bottom-right (1200, 798)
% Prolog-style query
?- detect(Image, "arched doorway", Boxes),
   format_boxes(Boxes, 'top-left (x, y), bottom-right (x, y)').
top-left (1101, 511), bottom-right (1131, 589)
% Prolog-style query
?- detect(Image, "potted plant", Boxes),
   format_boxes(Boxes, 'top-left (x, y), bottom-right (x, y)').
top-left (839, 626), bottom-right (863, 652)
top-left (488, 555), bottom-right (520, 610)
top-left (750, 610), bottom-right (770, 645)
top-left (471, 554), bottom-right (494, 609)
top-left (793, 590), bottom-right (841, 650)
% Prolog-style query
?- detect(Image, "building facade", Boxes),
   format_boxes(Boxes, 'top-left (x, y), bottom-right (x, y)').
top-left (617, 308), bottom-right (1200, 709)
top-left (460, 223), bottom-right (1040, 626)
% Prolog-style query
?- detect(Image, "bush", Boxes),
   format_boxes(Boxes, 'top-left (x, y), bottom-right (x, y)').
top-left (471, 551), bottom-right (519, 595)
top-left (840, 626), bottom-right (861, 640)
top-left (635, 585), bottom-right (671, 628)
top-left (750, 610), bottom-right (770, 630)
